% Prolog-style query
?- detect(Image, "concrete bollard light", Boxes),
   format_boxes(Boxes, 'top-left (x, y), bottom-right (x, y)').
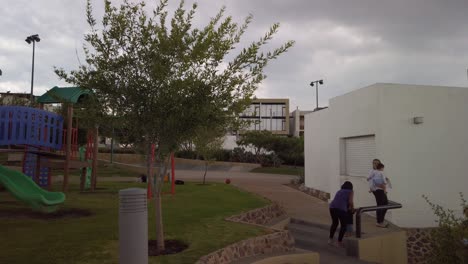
top-left (119, 188), bottom-right (148, 264)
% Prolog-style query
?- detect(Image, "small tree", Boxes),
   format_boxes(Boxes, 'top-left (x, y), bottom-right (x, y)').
top-left (269, 136), bottom-right (304, 168)
top-left (237, 130), bottom-right (273, 162)
top-left (55, 0), bottom-right (293, 253)
top-left (423, 193), bottom-right (468, 264)
top-left (193, 127), bottom-right (224, 184)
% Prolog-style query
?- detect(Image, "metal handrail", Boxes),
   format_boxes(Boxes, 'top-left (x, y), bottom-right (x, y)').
top-left (355, 201), bottom-right (402, 238)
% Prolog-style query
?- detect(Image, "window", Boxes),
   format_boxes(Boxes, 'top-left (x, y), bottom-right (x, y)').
top-left (342, 136), bottom-right (376, 177)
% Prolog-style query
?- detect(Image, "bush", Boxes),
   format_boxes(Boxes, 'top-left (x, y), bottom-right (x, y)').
top-left (174, 149), bottom-right (198, 160)
top-left (259, 153), bottom-right (283, 167)
top-left (213, 149), bottom-right (231, 162)
top-left (230, 147), bottom-right (256, 163)
top-left (423, 193), bottom-right (468, 264)
top-left (98, 147), bottom-right (137, 154)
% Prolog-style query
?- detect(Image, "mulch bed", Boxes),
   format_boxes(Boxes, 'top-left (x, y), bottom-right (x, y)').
top-left (148, 239), bottom-right (188, 256)
top-left (0, 208), bottom-right (93, 219)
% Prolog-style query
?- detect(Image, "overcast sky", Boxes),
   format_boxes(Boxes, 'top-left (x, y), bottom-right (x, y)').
top-left (1, 0), bottom-right (468, 110)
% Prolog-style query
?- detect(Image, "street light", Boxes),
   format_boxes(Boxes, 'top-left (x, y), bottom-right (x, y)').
top-left (310, 79), bottom-right (324, 111)
top-left (25, 34), bottom-right (40, 103)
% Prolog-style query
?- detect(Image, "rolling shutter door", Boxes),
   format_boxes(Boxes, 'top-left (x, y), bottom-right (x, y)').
top-left (345, 136), bottom-right (376, 177)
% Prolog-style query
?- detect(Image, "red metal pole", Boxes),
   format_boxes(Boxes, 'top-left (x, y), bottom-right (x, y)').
top-left (171, 152), bottom-right (175, 195)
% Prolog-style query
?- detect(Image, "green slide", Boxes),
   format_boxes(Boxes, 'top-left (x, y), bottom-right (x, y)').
top-left (0, 165), bottom-right (65, 212)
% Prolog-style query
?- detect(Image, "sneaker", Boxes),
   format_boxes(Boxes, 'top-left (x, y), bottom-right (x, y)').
top-left (327, 239), bottom-right (334, 245)
top-left (376, 222), bottom-right (389, 228)
top-left (334, 241), bottom-right (345, 248)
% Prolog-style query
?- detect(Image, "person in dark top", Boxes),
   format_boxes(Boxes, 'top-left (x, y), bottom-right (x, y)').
top-left (328, 181), bottom-right (354, 247)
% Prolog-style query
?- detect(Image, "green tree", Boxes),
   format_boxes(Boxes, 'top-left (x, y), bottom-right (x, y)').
top-left (237, 130), bottom-right (274, 162)
top-left (55, 0), bottom-right (293, 253)
top-left (269, 136), bottom-right (304, 167)
top-left (193, 127), bottom-right (224, 184)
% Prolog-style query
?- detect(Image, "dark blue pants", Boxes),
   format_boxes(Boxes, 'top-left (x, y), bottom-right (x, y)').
top-left (329, 208), bottom-right (347, 242)
top-left (373, 189), bottom-right (388, 223)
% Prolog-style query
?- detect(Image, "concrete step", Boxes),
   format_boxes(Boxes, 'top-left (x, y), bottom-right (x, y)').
top-left (287, 220), bottom-right (374, 264)
top-left (288, 223), bottom-right (347, 256)
top-left (230, 248), bottom-right (312, 264)
top-left (265, 214), bottom-right (290, 230)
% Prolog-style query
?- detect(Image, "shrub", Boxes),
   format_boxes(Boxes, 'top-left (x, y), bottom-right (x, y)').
top-left (98, 147), bottom-right (137, 154)
top-left (423, 193), bottom-right (468, 264)
top-left (259, 153), bottom-right (283, 167)
top-left (174, 149), bottom-right (198, 159)
top-left (230, 147), bottom-right (256, 163)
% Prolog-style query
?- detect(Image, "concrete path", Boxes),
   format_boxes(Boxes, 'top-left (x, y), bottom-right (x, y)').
top-left (93, 168), bottom-right (399, 263)
top-left (94, 168), bottom-right (399, 236)
top-left (173, 169), bottom-right (400, 237)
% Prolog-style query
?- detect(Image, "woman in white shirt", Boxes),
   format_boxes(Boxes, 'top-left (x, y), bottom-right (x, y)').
top-left (368, 161), bottom-right (389, 227)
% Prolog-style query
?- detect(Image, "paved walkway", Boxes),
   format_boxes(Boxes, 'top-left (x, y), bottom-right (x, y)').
top-left (76, 168), bottom-right (399, 236)
top-left (93, 168), bottom-right (398, 263)
top-left (172, 169), bottom-right (400, 237)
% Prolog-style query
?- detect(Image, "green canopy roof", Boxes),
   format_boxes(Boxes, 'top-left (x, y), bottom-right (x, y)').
top-left (37, 86), bottom-right (91, 104)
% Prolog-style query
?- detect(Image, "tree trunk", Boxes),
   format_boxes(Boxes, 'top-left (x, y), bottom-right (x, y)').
top-left (146, 143), bottom-right (153, 198)
top-left (154, 155), bottom-right (169, 253)
top-left (203, 162), bottom-right (208, 185)
top-left (91, 125), bottom-right (99, 191)
top-left (63, 105), bottom-right (73, 192)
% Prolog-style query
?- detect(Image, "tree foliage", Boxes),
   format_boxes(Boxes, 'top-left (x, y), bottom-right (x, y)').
top-left (54, 0), bottom-right (293, 253)
top-left (237, 130), bottom-right (304, 166)
top-left (193, 127), bottom-right (224, 184)
top-left (423, 193), bottom-right (468, 264)
top-left (237, 130), bottom-right (274, 157)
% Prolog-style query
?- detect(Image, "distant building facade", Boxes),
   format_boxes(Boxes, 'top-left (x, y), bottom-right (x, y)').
top-left (290, 109), bottom-right (314, 137)
top-left (223, 98), bottom-right (290, 150)
top-left (239, 98), bottom-right (290, 135)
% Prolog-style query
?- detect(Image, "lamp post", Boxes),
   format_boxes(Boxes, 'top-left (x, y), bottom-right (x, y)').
top-left (25, 34), bottom-right (40, 104)
top-left (310, 79), bottom-right (324, 111)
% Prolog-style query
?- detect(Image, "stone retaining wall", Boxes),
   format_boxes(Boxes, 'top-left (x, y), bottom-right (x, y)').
top-left (226, 203), bottom-right (286, 225)
top-left (196, 231), bottom-right (295, 264)
top-left (405, 228), bottom-right (434, 264)
top-left (288, 184), bottom-right (330, 201)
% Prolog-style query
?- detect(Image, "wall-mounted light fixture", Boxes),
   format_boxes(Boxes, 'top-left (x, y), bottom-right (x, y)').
top-left (413, 117), bottom-right (424, 124)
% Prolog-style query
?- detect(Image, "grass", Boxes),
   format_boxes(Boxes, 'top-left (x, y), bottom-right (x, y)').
top-left (62, 161), bottom-right (137, 177)
top-left (0, 179), bottom-right (269, 264)
top-left (251, 166), bottom-right (304, 176)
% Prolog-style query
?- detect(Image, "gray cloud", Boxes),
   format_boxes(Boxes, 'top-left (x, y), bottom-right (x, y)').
top-left (1, 0), bottom-right (467, 110)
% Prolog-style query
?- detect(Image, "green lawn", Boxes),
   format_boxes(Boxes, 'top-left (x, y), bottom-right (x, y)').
top-left (251, 166), bottom-right (304, 176)
top-left (0, 180), bottom-right (269, 264)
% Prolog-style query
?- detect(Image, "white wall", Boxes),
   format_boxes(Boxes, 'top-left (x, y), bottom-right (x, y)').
top-left (304, 83), bottom-right (468, 228)
top-left (223, 135), bottom-right (238, 150)
top-left (378, 84), bottom-right (468, 227)
top-left (304, 108), bottom-right (332, 193)
top-left (305, 86), bottom-right (381, 208)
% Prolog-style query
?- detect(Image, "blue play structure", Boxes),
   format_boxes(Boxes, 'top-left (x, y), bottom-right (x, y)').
top-left (0, 106), bottom-right (63, 148)
top-left (0, 106), bottom-right (64, 187)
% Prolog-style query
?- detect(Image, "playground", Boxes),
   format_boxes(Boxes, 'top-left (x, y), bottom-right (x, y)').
top-left (0, 87), bottom-right (271, 264)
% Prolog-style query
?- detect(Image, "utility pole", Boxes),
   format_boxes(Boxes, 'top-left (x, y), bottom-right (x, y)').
top-left (25, 34), bottom-right (40, 104)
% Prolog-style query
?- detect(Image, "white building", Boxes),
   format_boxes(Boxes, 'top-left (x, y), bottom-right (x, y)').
top-left (224, 98), bottom-right (290, 150)
top-left (304, 83), bottom-right (468, 228)
top-left (290, 108), bottom-right (314, 137)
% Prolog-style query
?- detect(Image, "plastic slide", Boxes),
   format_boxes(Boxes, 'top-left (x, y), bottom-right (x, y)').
top-left (0, 165), bottom-right (65, 212)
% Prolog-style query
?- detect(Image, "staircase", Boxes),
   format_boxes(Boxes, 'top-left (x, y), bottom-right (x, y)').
top-left (288, 218), bottom-right (375, 264)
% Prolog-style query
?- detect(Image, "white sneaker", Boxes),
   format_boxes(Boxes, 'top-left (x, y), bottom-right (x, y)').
top-left (376, 222), bottom-right (389, 228)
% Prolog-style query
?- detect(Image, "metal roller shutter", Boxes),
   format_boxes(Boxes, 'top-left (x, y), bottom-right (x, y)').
top-left (345, 136), bottom-right (376, 177)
